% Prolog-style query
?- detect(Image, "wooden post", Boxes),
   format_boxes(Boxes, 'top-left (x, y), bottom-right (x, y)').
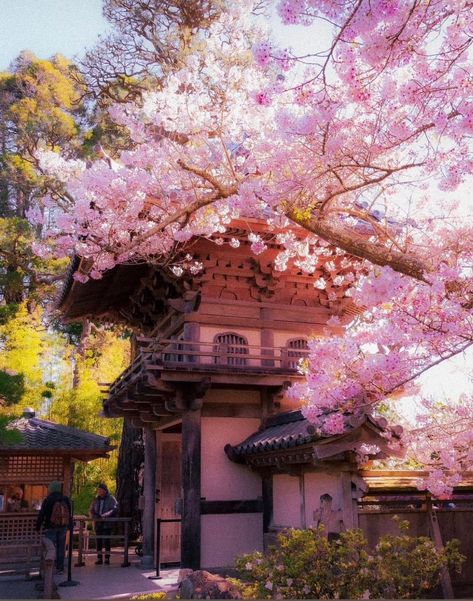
top-left (181, 407), bottom-right (201, 570)
top-left (141, 427), bottom-right (157, 568)
top-left (299, 472), bottom-right (307, 529)
top-left (122, 520), bottom-right (130, 567)
top-left (42, 536), bottom-right (56, 599)
top-left (261, 329), bottom-right (274, 367)
top-left (262, 473), bottom-right (273, 533)
top-left (62, 457), bottom-right (72, 497)
top-left (183, 322), bottom-right (200, 363)
top-left (340, 472), bottom-right (355, 529)
top-left (427, 498), bottom-right (454, 599)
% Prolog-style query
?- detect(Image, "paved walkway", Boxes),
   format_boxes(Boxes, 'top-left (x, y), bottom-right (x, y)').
top-left (58, 560), bottom-right (179, 600)
top-left (0, 577), bottom-right (38, 600)
top-left (0, 555), bottom-right (180, 600)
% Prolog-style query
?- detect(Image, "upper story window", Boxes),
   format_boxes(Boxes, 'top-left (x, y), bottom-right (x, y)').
top-left (286, 338), bottom-right (309, 369)
top-left (213, 332), bottom-right (248, 366)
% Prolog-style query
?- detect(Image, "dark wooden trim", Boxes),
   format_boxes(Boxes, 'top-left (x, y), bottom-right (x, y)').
top-left (161, 371), bottom-right (299, 387)
top-left (142, 427), bottom-right (156, 566)
top-left (200, 499), bottom-right (263, 515)
top-left (181, 408), bottom-right (201, 569)
top-left (185, 314), bottom-right (328, 332)
top-left (262, 475), bottom-right (273, 533)
top-left (260, 329), bottom-right (275, 367)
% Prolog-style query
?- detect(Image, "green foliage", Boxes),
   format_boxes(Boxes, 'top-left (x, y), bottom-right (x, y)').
top-left (0, 370), bottom-right (25, 405)
top-left (0, 217), bottom-right (67, 305)
top-left (0, 53), bottom-right (85, 216)
top-left (48, 327), bottom-right (130, 509)
top-left (72, 480), bottom-right (97, 516)
top-left (0, 53), bottom-right (84, 306)
top-left (0, 304), bottom-right (18, 325)
top-left (0, 302), bottom-right (46, 410)
top-left (235, 522), bottom-right (465, 599)
top-left (129, 593), bottom-right (167, 601)
top-left (0, 415), bottom-right (23, 445)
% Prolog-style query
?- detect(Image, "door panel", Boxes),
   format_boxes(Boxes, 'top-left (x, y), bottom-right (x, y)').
top-left (157, 434), bottom-right (182, 563)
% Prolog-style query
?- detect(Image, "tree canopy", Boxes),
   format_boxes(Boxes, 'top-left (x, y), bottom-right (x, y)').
top-left (33, 0), bottom-right (473, 496)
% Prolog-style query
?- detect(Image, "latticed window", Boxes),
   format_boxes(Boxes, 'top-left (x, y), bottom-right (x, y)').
top-left (213, 332), bottom-right (248, 366)
top-left (0, 455), bottom-right (64, 484)
top-left (286, 338), bottom-right (309, 369)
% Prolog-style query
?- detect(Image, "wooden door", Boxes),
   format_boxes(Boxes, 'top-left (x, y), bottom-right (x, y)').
top-left (157, 433), bottom-right (182, 564)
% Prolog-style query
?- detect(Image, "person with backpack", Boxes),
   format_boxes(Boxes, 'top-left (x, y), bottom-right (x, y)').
top-left (89, 483), bottom-right (118, 565)
top-left (36, 481), bottom-right (71, 574)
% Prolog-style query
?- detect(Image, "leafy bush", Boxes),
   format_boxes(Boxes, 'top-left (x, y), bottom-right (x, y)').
top-left (235, 521), bottom-right (464, 599)
top-left (129, 593), bottom-right (167, 600)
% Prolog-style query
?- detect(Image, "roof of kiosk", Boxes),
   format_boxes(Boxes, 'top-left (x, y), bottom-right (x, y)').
top-left (0, 409), bottom-right (114, 459)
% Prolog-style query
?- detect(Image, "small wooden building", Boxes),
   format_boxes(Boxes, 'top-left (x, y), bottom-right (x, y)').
top-left (58, 218), bottom-right (402, 570)
top-left (0, 408), bottom-right (114, 512)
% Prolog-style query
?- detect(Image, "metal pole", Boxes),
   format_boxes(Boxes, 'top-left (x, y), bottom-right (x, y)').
top-left (59, 501), bottom-right (79, 587)
top-left (148, 518), bottom-right (162, 580)
top-left (122, 520), bottom-right (130, 567)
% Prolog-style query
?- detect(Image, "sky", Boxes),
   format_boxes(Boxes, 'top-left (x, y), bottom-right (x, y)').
top-left (1, 0), bottom-right (472, 418)
top-left (0, 0), bottom-right (108, 70)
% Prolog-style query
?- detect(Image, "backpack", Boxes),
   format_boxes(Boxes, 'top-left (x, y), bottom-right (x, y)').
top-left (50, 499), bottom-right (69, 527)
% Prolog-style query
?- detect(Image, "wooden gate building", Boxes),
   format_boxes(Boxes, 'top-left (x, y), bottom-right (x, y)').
top-left (59, 218), bottom-right (402, 569)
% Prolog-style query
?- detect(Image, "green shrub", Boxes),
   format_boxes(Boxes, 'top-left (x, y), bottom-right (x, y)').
top-left (235, 521), bottom-right (464, 599)
top-left (129, 593), bottom-right (167, 600)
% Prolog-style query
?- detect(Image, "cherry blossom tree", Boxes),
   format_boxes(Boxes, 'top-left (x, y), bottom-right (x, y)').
top-left (36, 0), bottom-right (473, 495)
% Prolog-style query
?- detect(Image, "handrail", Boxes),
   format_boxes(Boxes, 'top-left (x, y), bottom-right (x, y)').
top-left (107, 340), bottom-right (310, 396)
top-left (157, 339), bottom-right (310, 351)
top-left (74, 516), bottom-right (131, 568)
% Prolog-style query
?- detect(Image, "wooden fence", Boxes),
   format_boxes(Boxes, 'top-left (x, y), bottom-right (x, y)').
top-left (358, 492), bottom-right (473, 597)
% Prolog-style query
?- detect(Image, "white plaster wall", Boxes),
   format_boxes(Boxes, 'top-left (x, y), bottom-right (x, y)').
top-left (201, 417), bottom-right (261, 500)
top-left (272, 474), bottom-right (301, 528)
top-left (201, 514), bottom-right (263, 568)
top-left (303, 471), bottom-right (342, 527)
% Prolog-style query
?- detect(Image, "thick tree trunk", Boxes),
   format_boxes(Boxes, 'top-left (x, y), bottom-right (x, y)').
top-left (286, 210), bottom-right (429, 282)
top-left (116, 418), bottom-right (144, 540)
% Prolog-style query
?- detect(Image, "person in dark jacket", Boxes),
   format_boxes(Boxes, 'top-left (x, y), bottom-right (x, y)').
top-left (36, 481), bottom-right (71, 574)
top-left (89, 483), bottom-right (118, 565)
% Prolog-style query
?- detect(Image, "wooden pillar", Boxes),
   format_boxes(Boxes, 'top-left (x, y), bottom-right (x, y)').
top-left (262, 473), bottom-right (273, 533)
top-left (62, 457), bottom-right (73, 497)
top-left (299, 472), bottom-right (307, 529)
top-left (340, 472), bottom-right (355, 529)
top-left (261, 328), bottom-right (274, 367)
top-left (141, 426), bottom-right (157, 568)
top-left (183, 322), bottom-right (200, 363)
top-left (181, 407), bottom-right (201, 569)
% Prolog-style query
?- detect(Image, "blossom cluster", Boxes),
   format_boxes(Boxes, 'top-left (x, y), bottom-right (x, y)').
top-left (33, 0), bottom-right (473, 495)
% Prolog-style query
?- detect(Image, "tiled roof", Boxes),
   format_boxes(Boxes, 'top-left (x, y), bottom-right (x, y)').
top-left (225, 409), bottom-right (396, 461)
top-left (1, 417), bottom-right (113, 454)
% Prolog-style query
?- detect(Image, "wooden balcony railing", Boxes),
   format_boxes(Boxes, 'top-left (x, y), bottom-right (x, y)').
top-left (145, 338), bottom-right (310, 370)
top-left (107, 338), bottom-right (310, 396)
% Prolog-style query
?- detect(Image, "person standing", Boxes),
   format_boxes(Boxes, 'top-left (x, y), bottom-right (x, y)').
top-left (89, 483), bottom-right (118, 565)
top-left (36, 481), bottom-right (71, 574)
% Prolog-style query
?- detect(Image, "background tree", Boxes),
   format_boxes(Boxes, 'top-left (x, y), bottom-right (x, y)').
top-left (0, 52), bottom-right (130, 511)
top-left (79, 0), bottom-right (224, 104)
